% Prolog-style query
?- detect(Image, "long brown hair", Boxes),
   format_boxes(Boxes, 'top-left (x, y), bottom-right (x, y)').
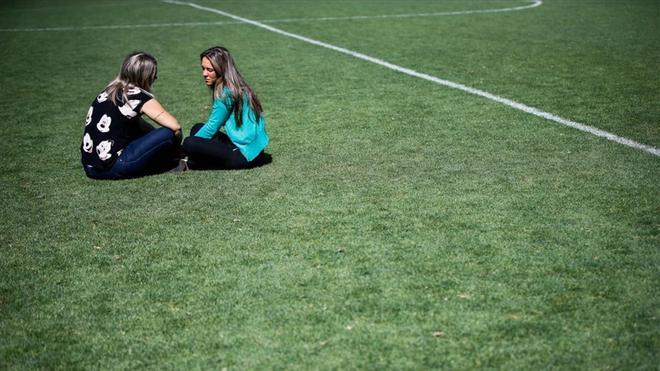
top-left (105, 51), bottom-right (157, 105)
top-left (200, 46), bottom-right (262, 126)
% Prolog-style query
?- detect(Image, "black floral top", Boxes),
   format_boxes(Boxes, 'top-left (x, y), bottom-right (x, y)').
top-left (80, 86), bottom-right (153, 170)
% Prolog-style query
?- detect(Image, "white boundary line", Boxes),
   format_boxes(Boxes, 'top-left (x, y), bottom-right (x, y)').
top-left (0, 0), bottom-right (541, 32)
top-left (0, 22), bottom-right (240, 32)
top-left (163, 0), bottom-right (659, 157)
top-left (0, 2), bottom-right (156, 13)
top-left (261, 0), bottom-right (543, 22)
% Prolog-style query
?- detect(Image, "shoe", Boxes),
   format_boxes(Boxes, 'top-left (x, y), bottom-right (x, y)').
top-left (167, 158), bottom-right (188, 173)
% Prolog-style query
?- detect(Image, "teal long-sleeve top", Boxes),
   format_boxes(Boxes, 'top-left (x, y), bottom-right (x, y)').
top-left (194, 89), bottom-right (269, 161)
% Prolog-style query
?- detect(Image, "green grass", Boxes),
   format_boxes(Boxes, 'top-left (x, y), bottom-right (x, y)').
top-left (1, 0), bottom-right (658, 369)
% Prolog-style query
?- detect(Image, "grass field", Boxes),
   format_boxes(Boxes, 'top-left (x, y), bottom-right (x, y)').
top-left (1, 0), bottom-right (658, 369)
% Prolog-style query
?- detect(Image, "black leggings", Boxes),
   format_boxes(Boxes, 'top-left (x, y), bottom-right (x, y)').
top-left (182, 123), bottom-right (266, 170)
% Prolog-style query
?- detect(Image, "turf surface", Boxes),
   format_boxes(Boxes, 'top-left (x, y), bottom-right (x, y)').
top-left (1, 0), bottom-right (658, 369)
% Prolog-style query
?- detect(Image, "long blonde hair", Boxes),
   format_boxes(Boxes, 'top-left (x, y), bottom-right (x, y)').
top-left (201, 46), bottom-right (262, 126)
top-left (105, 51), bottom-right (157, 105)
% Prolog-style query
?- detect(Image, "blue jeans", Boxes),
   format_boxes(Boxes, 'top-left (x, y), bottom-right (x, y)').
top-left (84, 128), bottom-right (177, 180)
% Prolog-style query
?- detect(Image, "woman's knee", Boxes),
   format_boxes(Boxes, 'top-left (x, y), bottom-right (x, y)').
top-left (153, 127), bottom-right (176, 141)
top-left (148, 127), bottom-right (178, 149)
top-left (182, 136), bottom-right (195, 153)
top-left (189, 123), bottom-right (205, 136)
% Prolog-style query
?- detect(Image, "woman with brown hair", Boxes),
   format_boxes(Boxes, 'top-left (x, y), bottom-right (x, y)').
top-left (182, 46), bottom-right (269, 169)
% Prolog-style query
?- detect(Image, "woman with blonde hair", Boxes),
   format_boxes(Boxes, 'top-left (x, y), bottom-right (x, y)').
top-left (80, 51), bottom-right (184, 179)
top-left (182, 46), bottom-right (269, 169)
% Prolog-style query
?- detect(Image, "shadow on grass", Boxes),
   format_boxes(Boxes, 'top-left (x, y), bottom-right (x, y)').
top-left (82, 153), bottom-right (273, 180)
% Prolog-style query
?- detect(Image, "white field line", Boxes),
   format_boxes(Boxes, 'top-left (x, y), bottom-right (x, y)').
top-left (260, 0), bottom-right (543, 22)
top-left (0, 2), bottom-right (156, 14)
top-left (0, 21), bottom-right (239, 32)
top-left (0, 0), bottom-right (541, 32)
top-left (164, 0), bottom-right (660, 157)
